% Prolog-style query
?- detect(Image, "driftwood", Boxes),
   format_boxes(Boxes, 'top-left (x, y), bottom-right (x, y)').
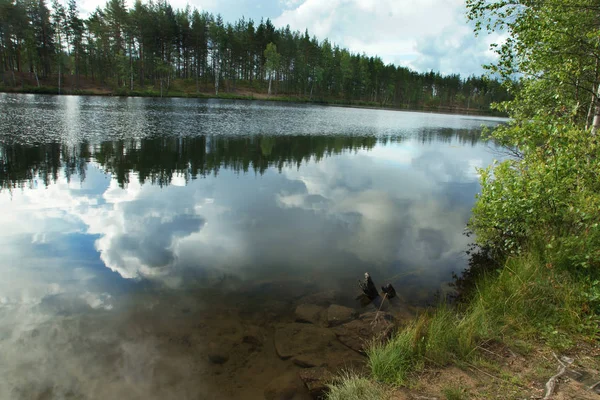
top-left (543, 353), bottom-right (573, 399)
top-left (358, 272), bottom-right (397, 302)
top-left (358, 273), bottom-right (379, 300)
top-left (381, 283), bottom-right (396, 299)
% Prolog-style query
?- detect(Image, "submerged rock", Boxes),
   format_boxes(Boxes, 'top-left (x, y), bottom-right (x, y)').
top-left (326, 304), bottom-right (358, 327)
top-left (274, 323), bottom-right (337, 360)
top-left (273, 323), bottom-right (364, 369)
top-left (292, 354), bottom-right (327, 368)
top-left (298, 367), bottom-right (335, 399)
top-left (333, 311), bottom-right (395, 354)
top-left (242, 324), bottom-right (265, 348)
top-left (295, 304), bottom-right (325, 325)
top-left (207, 341), bottom-right (229, 364)
top-left (264, 372), bottom-right (312, 400)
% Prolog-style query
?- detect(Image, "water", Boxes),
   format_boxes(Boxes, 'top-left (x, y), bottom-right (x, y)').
top-left (0, 94), bottom-right (505, 399)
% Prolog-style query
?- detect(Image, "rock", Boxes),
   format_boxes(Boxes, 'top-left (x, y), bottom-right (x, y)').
top-left (333, 311), bottom-right (395, 354)
top-left (207, 342), bottom-right (229, 364)
top-left (293, 354), bottom-right (327, 368)
top-left (295, 304), bottom-right (325, 325)
top-left (264, 372), bottom-right (312, 400)
top-left (298, 367), bottom-right (335, 399)
top-left (273, 323), bottom-right (363, 369)
top-left (326, 304), bottom-right (358, 327)
top-left (274, 323), bottom-right (337, 360)
top-left (242, 324), bottom-right (264, 348)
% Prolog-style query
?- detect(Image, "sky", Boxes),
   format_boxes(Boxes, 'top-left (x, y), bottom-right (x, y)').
top-left (76, 0), bottom-right (502, 77)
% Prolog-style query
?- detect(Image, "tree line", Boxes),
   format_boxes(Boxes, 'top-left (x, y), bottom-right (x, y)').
top-left (0, 0), bottom-right (510, 110)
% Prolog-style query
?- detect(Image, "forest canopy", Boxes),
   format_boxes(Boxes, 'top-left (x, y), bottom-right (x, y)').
top-left (0, 0), bottom-right (510, 110)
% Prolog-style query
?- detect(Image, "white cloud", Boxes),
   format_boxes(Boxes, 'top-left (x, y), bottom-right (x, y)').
top-left (274, 0), bottom-right (497, 75)
top-left (279, 146), bottom-right (470, 267)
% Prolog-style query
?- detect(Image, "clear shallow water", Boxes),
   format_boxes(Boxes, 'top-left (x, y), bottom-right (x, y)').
top-left (0, 94), bottom-right (505, 399)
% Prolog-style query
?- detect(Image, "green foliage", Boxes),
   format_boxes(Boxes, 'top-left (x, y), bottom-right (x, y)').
top-left (367, 251), bottom-right (594, 386)
top-left (263, 42), bottom-right (280, 77)
top-left (467, 0), bottom-right (600, 294)
top-left (442, 385), bottom-right (469, 400)
top-left (467, 0), bottom-right (600, 126)
top-left (326, 373), bottom-right (386, 400)
top-left (471, 121), bottom-right (600, 271)
top-left (368, 323), bottom-right (422, 385)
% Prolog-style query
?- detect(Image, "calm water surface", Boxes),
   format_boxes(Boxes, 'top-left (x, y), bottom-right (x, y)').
top-left (0, 94), bottom-right (505, 399)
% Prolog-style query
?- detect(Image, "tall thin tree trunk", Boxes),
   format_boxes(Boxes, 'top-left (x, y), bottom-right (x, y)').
top-left (591, 83), bottom-right (600, 135)
top-left (586, 90), bottom-right (595, 130)
top-left (268, 73), bottom-right (272, 96)
top-left (215, 71), bottom-right (219, 95)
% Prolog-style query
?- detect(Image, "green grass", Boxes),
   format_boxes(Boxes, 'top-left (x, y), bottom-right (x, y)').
top-left (442, 385), bottom-right (469, 400)
top-left (326, 372), bottom-right (387, 400)
top-left (364, 250), bottom-right (595, 386)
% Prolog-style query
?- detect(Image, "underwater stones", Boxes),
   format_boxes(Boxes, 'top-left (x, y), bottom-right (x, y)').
top-left (207, 341), bottom-right (229, 364)
top-left (274, 323), bottom-right (365, 370)
top-left (298, 367), bottom-right (335, 399)
top-left (326, 304), bottom-right (358, 327)
top-left (332, 311), bottom-right (395, 354)
top-left (292, 354), bottom-right (327, 368)
top-left (264, 372), bottom-right (312, 400)
top-left (242, 324), bottom-right (265, 348)
top-left (294, 304), bottom-right (325, 325)
top-left (274, 323), bottom-right (337, 360)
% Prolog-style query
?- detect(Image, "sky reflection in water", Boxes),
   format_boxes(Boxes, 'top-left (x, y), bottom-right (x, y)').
top-left (0, 94), bottom-right (505, 399)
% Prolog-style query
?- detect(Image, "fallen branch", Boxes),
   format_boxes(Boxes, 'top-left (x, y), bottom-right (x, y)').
top-left (543, 353), bottom-right (573, 399)
top-left (588, 380), bottom-right (600, 391)
top-left (370, 293), bottom-right (388, 328)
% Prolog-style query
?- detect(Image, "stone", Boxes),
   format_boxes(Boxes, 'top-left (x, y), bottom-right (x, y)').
top-left (326, 304), bottom-right (358, 327)
top-left (242, 324), bottom-right (265, 348)
top-left (264, 372), bottom-right (312, 400)
top-left (207, 341), bottom-right (229, 364)
top-left (292, 354), bottom-right (327, 368)
top-left (298, 367), bottom-right (335, 399)
top-left (295, 304), bottom-right (325, 325)
top-left (274, 323), bottom-right (365, 369)
top-left (333, 311), bottom-right (395, 354)
top-left (274, 323), bottom-right (337, 360)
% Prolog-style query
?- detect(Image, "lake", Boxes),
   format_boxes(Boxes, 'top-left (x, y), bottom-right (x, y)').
top-left (0, 94), bottom-right (505, 399)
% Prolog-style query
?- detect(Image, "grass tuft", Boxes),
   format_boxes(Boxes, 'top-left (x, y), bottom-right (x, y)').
top-left (442, 385), bottom-right (469, 400)
top-left (326, 372), bottom-right (387, 400)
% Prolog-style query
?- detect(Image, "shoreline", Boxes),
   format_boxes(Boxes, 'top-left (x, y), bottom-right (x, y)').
top-left (0, 86), bottom-right (507, 118)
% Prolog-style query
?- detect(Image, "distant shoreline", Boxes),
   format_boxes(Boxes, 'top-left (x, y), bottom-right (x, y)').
top-left (0, 86), bottom-right (507, 118)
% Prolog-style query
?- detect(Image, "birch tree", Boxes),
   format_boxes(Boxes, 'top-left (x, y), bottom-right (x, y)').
top-left (264, 42), bottom-right (279, 96)
top-left (467, 0), bottom-right (600, 132)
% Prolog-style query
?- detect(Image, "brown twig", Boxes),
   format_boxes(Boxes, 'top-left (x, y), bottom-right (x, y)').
top-left (371, 293), bottom-right (388, 328)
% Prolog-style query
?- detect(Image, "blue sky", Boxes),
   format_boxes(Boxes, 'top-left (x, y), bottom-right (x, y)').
top-left (78, 0), bottom-right (503, 77)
